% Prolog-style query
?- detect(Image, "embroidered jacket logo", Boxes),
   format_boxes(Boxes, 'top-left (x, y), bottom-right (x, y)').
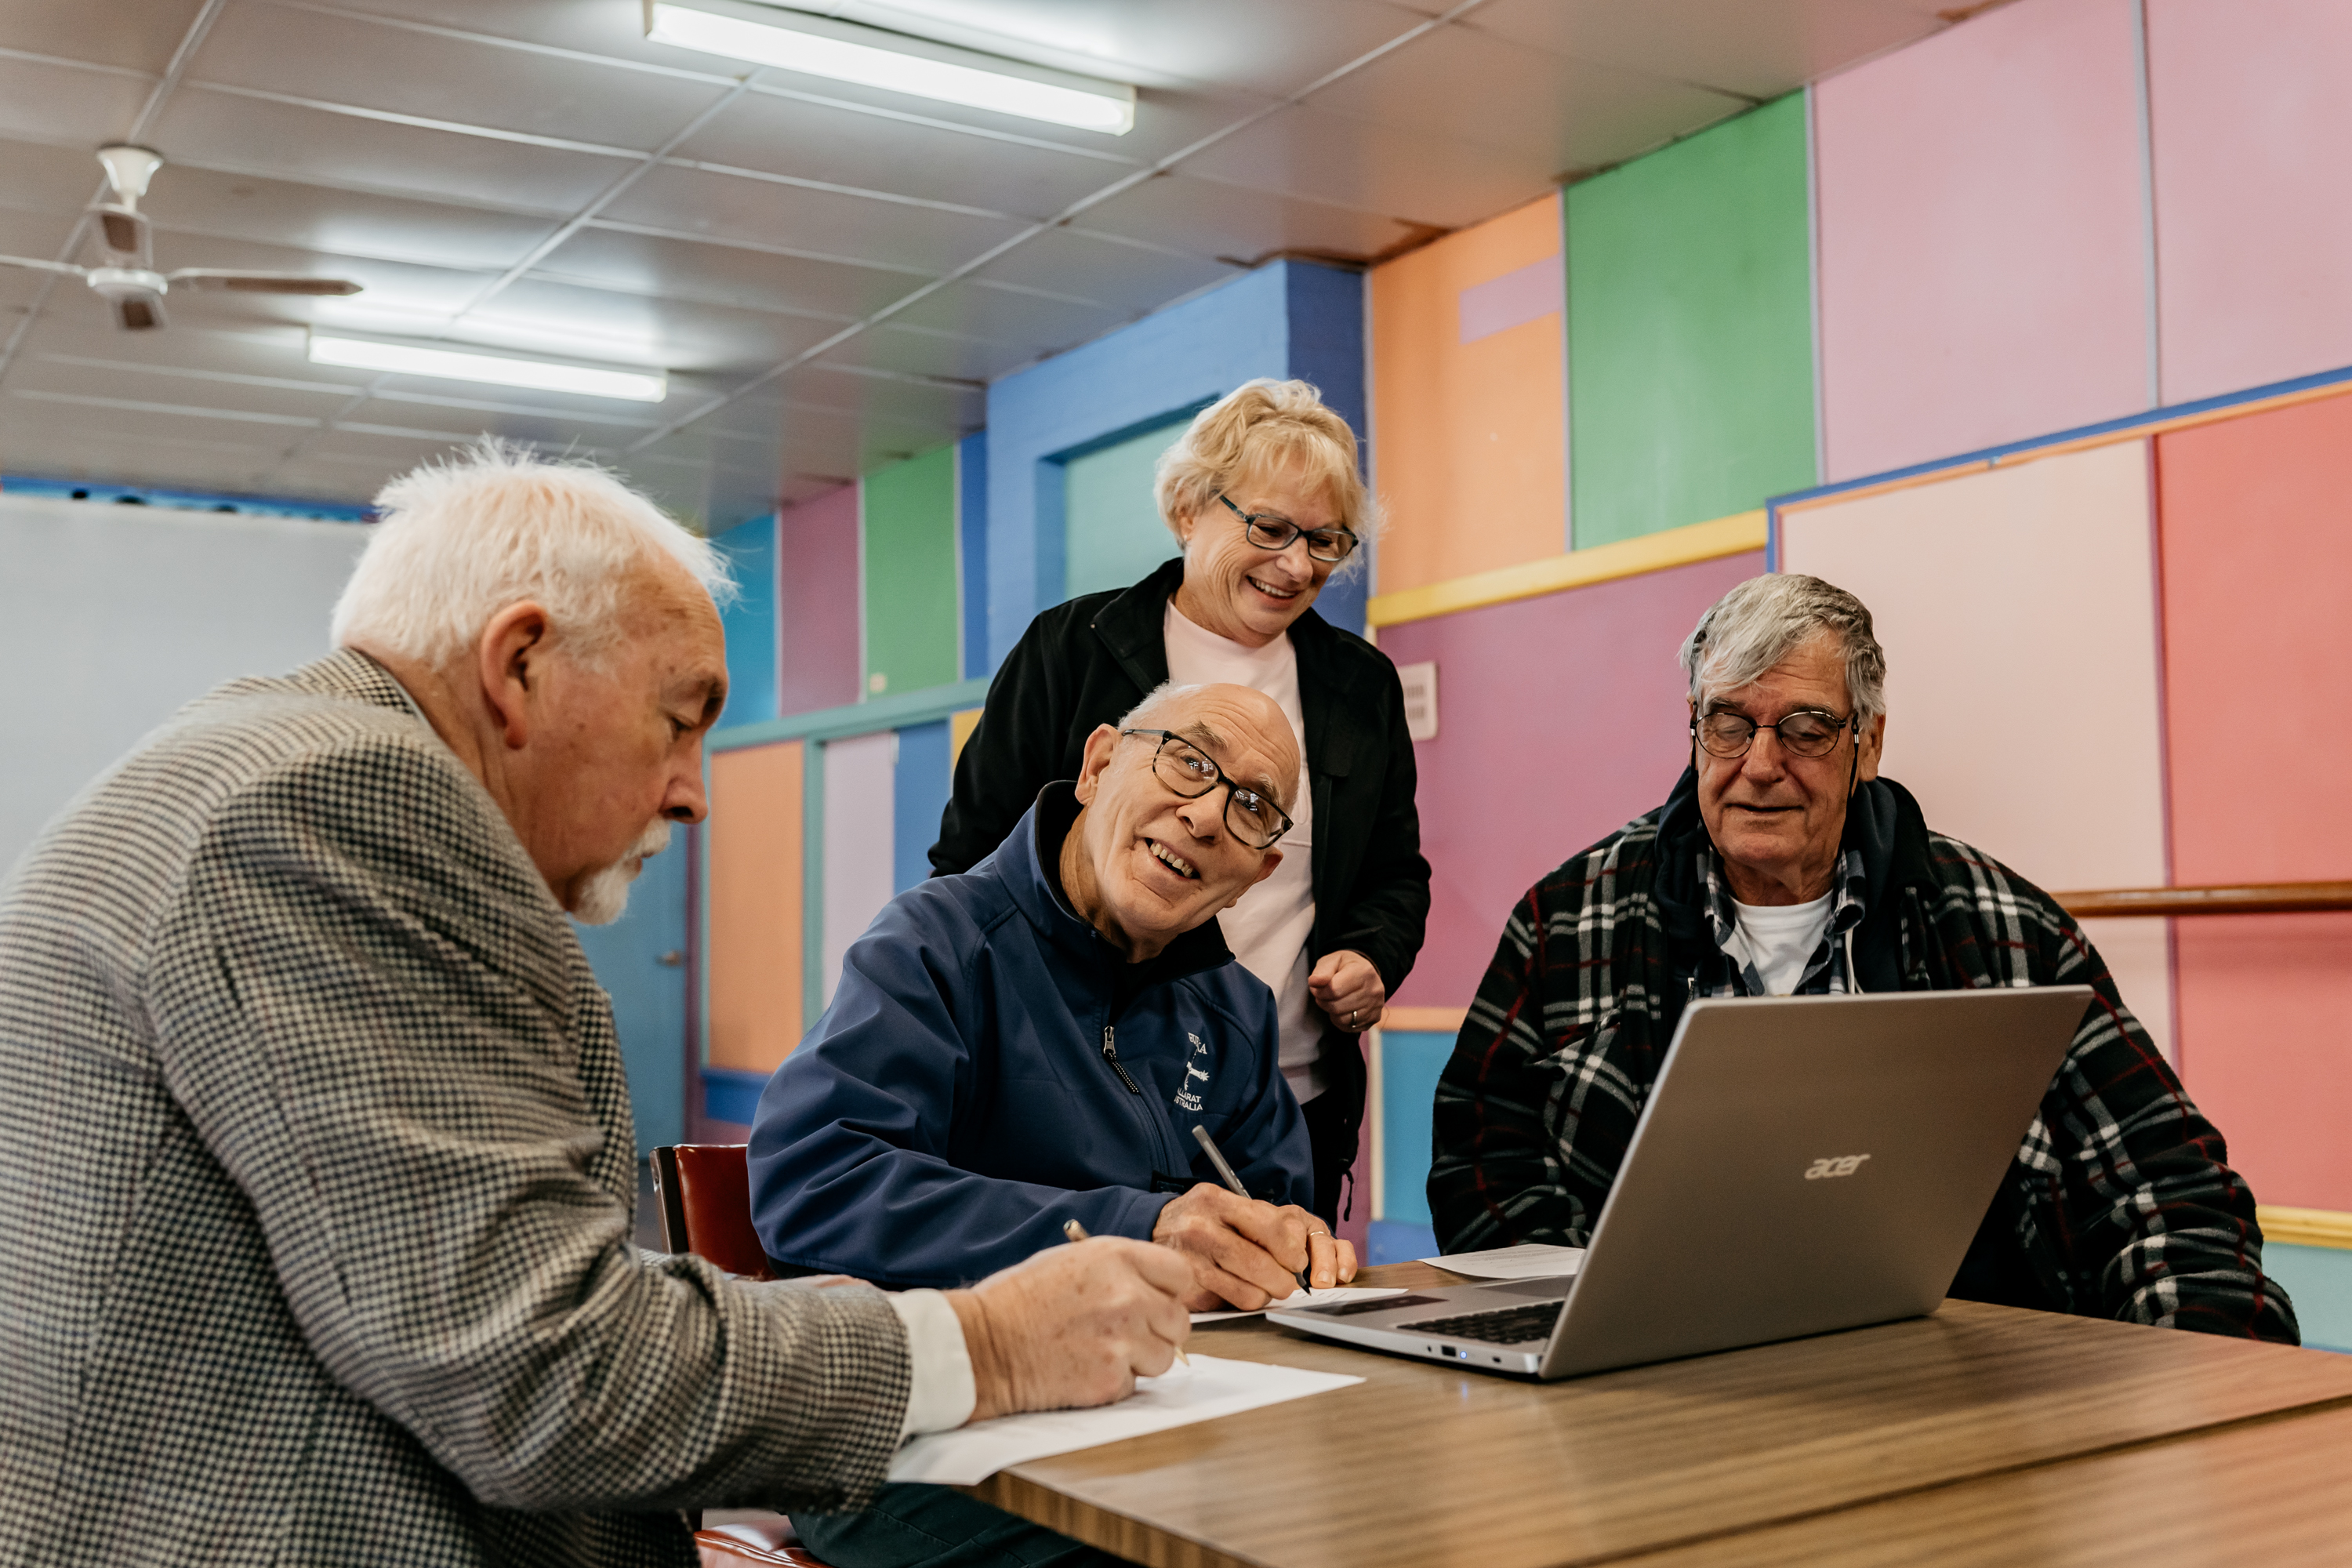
top-left (1803, 1155), bottom-right (1871, 1180)
top-left (1174, 1032), bottom-right (1210, 1112)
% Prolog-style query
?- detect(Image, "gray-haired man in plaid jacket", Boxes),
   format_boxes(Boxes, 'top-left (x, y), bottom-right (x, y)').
top-left (1432, 573), bottom-right (2296, 1343)
top-left (0, 445), bottom-right (1192, 1566)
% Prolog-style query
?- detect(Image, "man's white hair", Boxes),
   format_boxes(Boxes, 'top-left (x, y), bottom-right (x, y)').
top-left (332, 439), bottom-right (732, 670)
top-left (1679, 574), bottom-right (1888, 724)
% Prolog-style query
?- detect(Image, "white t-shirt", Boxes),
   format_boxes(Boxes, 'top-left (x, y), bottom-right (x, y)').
top-left (1161, 601), bottom-right (1324, 1102)
top-left (1725, 893), bottom-right (1835, 996)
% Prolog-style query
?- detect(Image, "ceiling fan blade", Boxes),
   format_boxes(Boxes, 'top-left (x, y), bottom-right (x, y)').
top-left (0, 254), bottom-right (89, 278)
top-left (96, 205), bottom-right (150, 261)
top-left (112, 293), bottom-right (167, 331)
top-left (167, 269), bottom-right (364, 296)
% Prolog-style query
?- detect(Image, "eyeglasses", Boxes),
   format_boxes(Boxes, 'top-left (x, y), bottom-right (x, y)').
top-left (1120, 728), bottom-right (1294, 849)
top-left (1216, 493), bottom-right (1358, 562)
top-left (1692, 707), bottom-right (1856, 760)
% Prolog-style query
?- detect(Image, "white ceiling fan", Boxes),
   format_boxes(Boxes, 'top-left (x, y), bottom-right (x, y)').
top-left (0, 145), bottom-right (364, 331)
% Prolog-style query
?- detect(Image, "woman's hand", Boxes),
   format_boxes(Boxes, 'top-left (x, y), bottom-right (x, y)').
top-left (1308, 949), bottom-right (1385, 1033)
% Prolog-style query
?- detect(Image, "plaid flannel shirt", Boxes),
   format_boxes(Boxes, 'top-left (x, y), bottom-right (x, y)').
top-left (1696, 845), bottom-right (1866, 998)
top-left (1428, 773), bottom-right (2298, 1342)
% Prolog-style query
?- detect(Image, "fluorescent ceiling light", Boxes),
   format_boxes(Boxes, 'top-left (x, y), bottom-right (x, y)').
top-left (307, 333), bottom-right (669, 402)
top-left (645, 0), bottom-right (1134, 135)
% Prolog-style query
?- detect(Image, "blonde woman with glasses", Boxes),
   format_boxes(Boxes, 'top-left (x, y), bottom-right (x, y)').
top-left (931, 378), bottom-right (1429, 1229)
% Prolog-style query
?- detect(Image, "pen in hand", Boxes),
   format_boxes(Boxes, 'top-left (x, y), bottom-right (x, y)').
top-left (1063, 1217), bottom-right (1186, 1364)
top-left (1191, 1123), bottom-right (1312, 1295)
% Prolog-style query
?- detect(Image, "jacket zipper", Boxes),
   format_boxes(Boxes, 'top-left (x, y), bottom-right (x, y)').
top-left (1102, 1025), bottom-right (1142, 1094)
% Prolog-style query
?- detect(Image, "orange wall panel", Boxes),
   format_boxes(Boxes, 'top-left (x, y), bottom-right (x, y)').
top-left (707, 740), bottom-right (804, 1076)
top-left (1370, 193), bottom-right (1565, 596)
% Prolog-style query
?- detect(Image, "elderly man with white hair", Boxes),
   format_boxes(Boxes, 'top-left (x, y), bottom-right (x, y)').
top-left (0, 444), bottom-right (1192, 1566)
top-left (1430, 573), bottom-right (2298, 1343)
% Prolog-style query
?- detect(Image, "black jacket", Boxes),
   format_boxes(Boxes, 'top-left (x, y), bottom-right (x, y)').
top-left (931, 557), bottom-right (1432, 1147)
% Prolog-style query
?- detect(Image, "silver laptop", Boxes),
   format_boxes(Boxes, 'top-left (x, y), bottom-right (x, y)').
top-left (1269, 987), bottom-right (2090, 1380)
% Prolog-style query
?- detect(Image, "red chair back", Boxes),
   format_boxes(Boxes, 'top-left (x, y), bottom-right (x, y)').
top-left (652, 1145), bottom-right (774, 1280)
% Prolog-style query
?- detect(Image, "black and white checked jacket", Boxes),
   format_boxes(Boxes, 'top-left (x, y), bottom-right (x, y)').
top-left (1429, 769), bottom-right (2299, 1343)
top-left (0, 652), bottom-right (912, 1566)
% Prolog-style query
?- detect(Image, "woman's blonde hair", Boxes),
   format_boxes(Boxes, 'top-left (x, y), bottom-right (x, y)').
top-left (1152, 379), bottom-right (1381, 573)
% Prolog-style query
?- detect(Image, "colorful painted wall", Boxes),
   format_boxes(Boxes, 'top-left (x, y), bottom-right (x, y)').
top-left (1355, 0), bottom-right (2352, 1327)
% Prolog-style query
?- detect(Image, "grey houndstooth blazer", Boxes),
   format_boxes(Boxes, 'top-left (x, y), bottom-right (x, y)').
top-left (0, 651), bottom-right (911, 1566)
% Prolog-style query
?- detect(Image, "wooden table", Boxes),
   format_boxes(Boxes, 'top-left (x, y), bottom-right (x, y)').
top-left (964, 1263), bottom-right (2352, 1568)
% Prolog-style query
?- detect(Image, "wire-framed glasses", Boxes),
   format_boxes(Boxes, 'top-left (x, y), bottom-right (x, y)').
top-left (1692, 707), bottom-right (1856, 760)
top-left (1216, 493), bottom-right (1358, 562)
top-left (1120, 728), bottom-right (1294, 848)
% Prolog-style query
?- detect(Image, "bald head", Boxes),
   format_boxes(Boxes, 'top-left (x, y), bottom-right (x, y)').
top-left (1061, 682), bottom-right (1298, 963)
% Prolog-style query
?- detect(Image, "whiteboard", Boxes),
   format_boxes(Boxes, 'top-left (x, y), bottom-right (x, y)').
top-left (0, 494), bottom-right (368, 878)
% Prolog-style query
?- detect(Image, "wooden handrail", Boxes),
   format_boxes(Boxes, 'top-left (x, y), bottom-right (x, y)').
top-left (2053, 881), bottom-right (2352, 918)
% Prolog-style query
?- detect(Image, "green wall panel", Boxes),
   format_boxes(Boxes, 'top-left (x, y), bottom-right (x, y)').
top-left (1568, 93), bottom-right (1817, 549)
top-left (1065, 419), bottom-right (1184, 601)
top-left (862, 445), bottom-right (960, 699)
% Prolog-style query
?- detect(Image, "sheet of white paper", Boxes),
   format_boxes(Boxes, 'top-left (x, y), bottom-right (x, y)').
top-left (1420, 1243), bottom-right (1587, 1280)
top-left (885, 1355), bottom-right (1362, 1486)
top-left (1189, 1285), bottom-right (1406, 1324)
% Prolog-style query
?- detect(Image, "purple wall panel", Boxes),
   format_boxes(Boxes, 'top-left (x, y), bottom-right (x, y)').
top-left (775, 483), bottom-right (861, 716)
top-left (1814, 0), bottom-right (2151, 481)
top-left (1380, 552), bottom-right (1764, 1008)
top-left (2148, 0), bottom-right (2352, 405)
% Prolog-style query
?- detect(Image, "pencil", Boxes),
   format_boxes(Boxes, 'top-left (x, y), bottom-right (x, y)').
top-left (1063, 1217), bottom-right (1185, 1364)
top-left (1192, 1123), bottom-right (1312, 1294)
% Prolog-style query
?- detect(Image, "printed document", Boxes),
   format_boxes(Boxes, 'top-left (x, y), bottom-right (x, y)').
top-left (886, 1355), bottom-right (1361, 1486)
top-left (1420, 1243), bottom-right (1587, 1279)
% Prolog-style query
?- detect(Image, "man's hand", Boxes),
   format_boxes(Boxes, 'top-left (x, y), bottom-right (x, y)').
top-left (1309, 949), bottom-right (1385, 1033)
top-left (945, 1236), bottom-right (1192, 1422)
top-left (1151, 1183), bottom-right (1359, 1310)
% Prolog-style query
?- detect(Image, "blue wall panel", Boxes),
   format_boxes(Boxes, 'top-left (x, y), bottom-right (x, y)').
top-left (983, 260), bottom-right (1368, 669)
top-left (2267, 1243), bottom-right (2352, 1353)
top-left (894, 720), bottom-right (953, 893)
top-left (1378, 1029), bottom-right (1452, 1228)
top-left (573, 837), bottom-right (691, 1155)
top-left (957, 432), bottom-right (989, 682)
top-left (713, 514), bottom-right (778, 725)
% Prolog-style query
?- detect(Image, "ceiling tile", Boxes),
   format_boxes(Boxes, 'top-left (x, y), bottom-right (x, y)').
top-left (0, 137), bottom-right (117, 223)
top-left (460, 274), bottom-right (846, 373)
top-left (192, 2), bottom-right (735, 154)
top-left (967, 227), bottom-right (1241, 318)
top-left (1461, 0), bottom-right (1947, 104)
top-left (1301, 22), bottom-right (1749, 175)
top-left (1182, 104), bottom-right (1556, 229)
top-left (1073, 172), bottom-right (1436, 267)
top-left (884, 279), bottom-right (1127, 355)
top-left (601, 162), bottom-right (1028, 278)
top-left (136, 162), bottom-right (557, 273)
top-left (0, 57), bottom-right (156, 153)
top-left (2, 0), bottom-right (203, 74)
top-left (812, 321), bottom-right (1027, 386)
top-left (536, 225), bottom-right (902, 326)
top-left (11, 350), bottom-right (343, 423)
top-left (781, 363), bottom-right (985, 434)
top-left (673, 91), bottom-right (1127, 224)
top-left (150, 87), bottom-right (622, 214)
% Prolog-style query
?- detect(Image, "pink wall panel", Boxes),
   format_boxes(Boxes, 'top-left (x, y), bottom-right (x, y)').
top-left (2171, 916), bottom-right (2352, 1210)
top-left (1815, 0), bottom-right (2151, 481)
top-left (776, 483), bottom-right (861, 716)
top-left (2148, 0), bottom-right (2352, 405)
top-left (1378, 552), bottom-right (1763, 1008)
top-left (2158, 394), bottom-right (2352, 1205)
top-left (1779, 441), bottom-right (2174, 1058)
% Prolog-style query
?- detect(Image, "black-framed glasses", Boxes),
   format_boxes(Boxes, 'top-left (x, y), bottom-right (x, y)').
top-left (1120, 728), bottom-right (1294, 848)
top-left (1216, 493), bottom-right (1358, 562)
top-left (1692, 707), bottom-right (1856, 760)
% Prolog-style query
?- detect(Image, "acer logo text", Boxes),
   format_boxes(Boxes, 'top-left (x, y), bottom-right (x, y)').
top-left (1804, 1155), bottom-right (1872, 1180)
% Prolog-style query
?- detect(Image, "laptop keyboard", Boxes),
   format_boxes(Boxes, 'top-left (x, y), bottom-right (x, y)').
top-left (1406, 1301), bottom-right (1564, 1344)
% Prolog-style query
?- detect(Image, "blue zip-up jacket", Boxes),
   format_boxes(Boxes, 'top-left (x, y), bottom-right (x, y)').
top-left (747, 783), bottom-right (1312, 1290)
